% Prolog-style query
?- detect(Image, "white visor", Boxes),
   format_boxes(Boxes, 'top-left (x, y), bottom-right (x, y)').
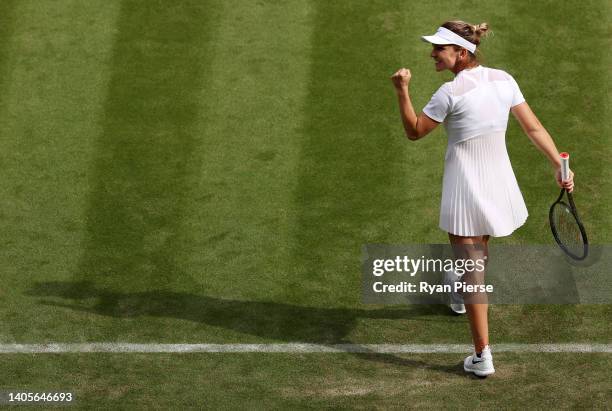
top-left (421, 27), bottom-right (477, 54)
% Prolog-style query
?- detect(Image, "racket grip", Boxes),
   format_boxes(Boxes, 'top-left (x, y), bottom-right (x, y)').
top-left (560, 152), bottom-right (570, 182)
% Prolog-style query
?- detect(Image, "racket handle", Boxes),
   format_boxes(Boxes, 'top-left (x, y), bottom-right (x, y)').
top-left (560, 152), bottom-right (570, 182)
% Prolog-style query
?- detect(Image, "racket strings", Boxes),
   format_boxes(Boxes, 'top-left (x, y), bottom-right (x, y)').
top-left (552, 203), bottom-right (585, 256)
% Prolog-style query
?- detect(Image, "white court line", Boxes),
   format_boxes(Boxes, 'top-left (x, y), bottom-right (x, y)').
top-left (0, 343), bottom-right (610, 354)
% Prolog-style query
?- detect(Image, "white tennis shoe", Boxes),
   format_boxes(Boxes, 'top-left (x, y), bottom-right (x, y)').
top-left (444, 270), bottom-right (466, 314)
top-left (464, 345), bottom-right (495, 377)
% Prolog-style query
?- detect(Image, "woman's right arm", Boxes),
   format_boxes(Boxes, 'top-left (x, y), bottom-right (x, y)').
top-left (391, 68), bottom-right (439, 140)
top-left (511, 102), bottom-right (574, 191)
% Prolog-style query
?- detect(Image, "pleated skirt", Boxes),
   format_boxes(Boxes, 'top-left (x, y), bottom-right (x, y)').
top-left (439, 131), bottom-right (528, 237)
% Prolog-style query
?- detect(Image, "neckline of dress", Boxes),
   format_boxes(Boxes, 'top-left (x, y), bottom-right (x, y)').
top-left (456, 65), bottom-right (483, 76)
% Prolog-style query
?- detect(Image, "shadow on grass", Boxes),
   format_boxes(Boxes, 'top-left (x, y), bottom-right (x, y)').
top-left (27, 280), bottom-right (465, 376)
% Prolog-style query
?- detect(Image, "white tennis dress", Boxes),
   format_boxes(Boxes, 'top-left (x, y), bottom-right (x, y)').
top-left (423, 65), bottom-right (528, 237)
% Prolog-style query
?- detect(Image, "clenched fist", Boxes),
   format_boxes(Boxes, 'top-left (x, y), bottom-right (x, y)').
top-left (391, 68), bottom-right (411, 90)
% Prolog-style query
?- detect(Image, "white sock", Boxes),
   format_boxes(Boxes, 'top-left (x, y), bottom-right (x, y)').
top-left (447, 269), bottom-right (463, 281)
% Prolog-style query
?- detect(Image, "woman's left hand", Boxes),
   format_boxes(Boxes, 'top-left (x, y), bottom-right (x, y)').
top-left (556, 168), bottom-right (574, 192)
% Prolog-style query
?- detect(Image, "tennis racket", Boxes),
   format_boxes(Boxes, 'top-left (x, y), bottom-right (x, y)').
top-left (549, 152), bottom-right (588, 260)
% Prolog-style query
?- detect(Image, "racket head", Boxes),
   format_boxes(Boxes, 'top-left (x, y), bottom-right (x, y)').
top-left (549, 189), bottom-right (588, 260)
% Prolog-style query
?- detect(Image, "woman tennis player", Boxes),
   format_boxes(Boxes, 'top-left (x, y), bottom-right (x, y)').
top-left (390, 20), bottom-right (574, 377)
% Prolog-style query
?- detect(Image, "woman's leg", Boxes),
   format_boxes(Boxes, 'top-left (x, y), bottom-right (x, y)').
top-left (448, 233), bottom-right (489, 353)
top-left (465, 295), bottom-right (489, 353)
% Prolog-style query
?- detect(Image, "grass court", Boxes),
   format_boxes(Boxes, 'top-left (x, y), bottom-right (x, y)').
top-left (0, 0), bottom-right (609, 408)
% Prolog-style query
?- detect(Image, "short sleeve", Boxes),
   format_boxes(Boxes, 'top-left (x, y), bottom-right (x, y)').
top-left (422, 83), bottom-right (453, 122)
top-left (509, 75), bottom-right (525, 107)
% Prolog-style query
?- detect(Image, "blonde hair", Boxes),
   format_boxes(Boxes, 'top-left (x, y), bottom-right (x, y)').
top-left (441, 20), bottom-right (491, 61)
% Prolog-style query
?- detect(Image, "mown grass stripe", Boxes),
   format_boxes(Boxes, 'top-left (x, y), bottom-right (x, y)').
top-left (0, 343), bottom-right (610, 354)
top-left (75, 0), bottom-right (220, 295)
top-left (289, 0), bottom-right (412, 305)
top-left (0, 0), bottom-right (122, 341)
top-left (178, 0), bottom-right (315, 300)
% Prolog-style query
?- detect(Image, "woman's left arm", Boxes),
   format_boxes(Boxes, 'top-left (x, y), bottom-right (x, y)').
top-left (511, 102), bottom-right (574, 191)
